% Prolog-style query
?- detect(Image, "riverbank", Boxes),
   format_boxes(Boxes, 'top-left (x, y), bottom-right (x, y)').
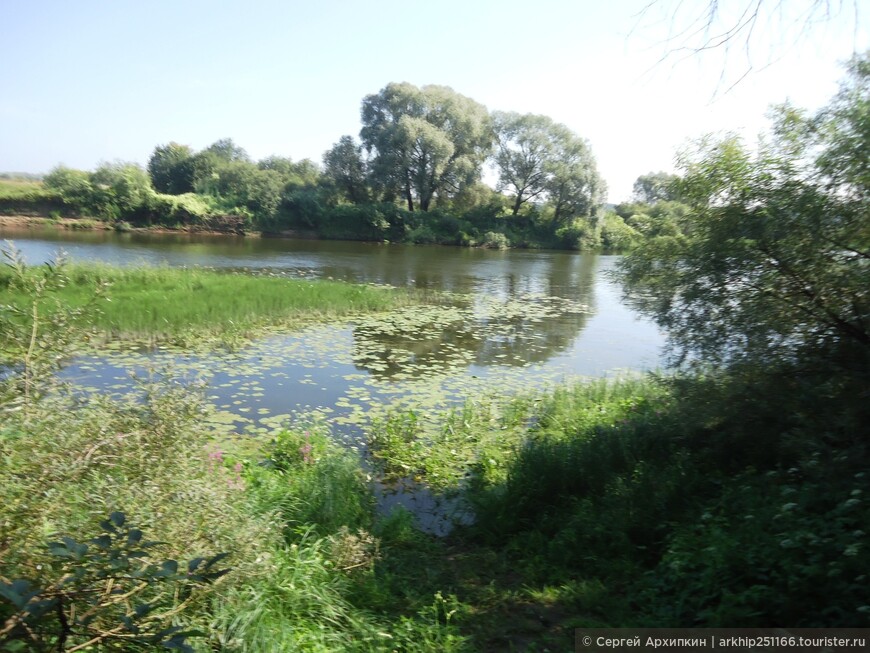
top-left (0, 214), bottom-right (253, 237)
top-left (0, 211), bottom-right (630, 252)
top-left (4, 370), bottom-right (867, 650)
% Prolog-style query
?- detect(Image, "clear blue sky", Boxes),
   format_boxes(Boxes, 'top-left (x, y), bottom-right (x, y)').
top-left (1, 0), bottom-right (866, 201)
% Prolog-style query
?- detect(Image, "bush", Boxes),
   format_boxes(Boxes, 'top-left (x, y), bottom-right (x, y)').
top-left (554, 218), bottom-right (600, 250)
top-left (481, 231), bottom-right (510, 250)
top-left (0, 251), bottom-right (270, 646)
top-left (641, 461), bottom-right (870, 626)
top-left (408, 223), bottom-right (438, 244)
top-left (599, 212), bottom-right (640, 251)
top-left (0, 513), bottom-right (230, 652)
top-left (142, 192), bottom-right (215, 226)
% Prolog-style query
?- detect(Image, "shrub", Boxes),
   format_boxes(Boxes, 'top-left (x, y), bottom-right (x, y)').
top-left (0, 513), bottom-right (230, 652)
top-left (481, 231), bottom-right (510, 250)
top-left (599, 212), bottom-right (640, 251)
top-left (0, 250), bottom-right (270, 645)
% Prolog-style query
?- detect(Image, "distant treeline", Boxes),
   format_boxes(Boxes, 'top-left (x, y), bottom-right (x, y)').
top-left (0, 82), bottom-right (689, 249)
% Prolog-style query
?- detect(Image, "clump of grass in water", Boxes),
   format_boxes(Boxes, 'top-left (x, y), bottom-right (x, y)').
top-left (366, 395), bottom-right (538, 492)
top-left (0, 261), bottom-right (421, 348)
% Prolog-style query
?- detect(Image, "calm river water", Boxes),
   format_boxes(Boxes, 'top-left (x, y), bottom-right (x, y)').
top-left (2, 226), bottom-right (666, 529)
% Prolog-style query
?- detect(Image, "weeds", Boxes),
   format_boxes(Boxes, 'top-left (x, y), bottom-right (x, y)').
top-left (0, 254), bottom-right (420, 349)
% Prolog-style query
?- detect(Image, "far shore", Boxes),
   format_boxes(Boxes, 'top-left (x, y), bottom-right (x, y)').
top-left (0, 214), bottom-right (323, 240)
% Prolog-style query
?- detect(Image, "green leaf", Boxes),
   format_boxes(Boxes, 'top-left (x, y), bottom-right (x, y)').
top-left (187, 557), bottom-right (205, 573)
top-left (0, 579), bottom-right (35, 609)
top-left (162, 632), bottom-right (198, 652)
top-left (155, 560), bottom-right (179, 577)
top-left (203, 552), bottom-right (230, 570)
top-left (133, 602), bottom-right (152, 618)
top-left (110, 511), bottom-right (126, 528)
top-left (120, 615), bottom-right (139, 634)
top-left (47, 541), bottom-right (73, 558)
top-left (126, 528), bottom-right (143, 545)
top-left (22, 597), bottom-right (56, 616)
top-left (91, 534), bottom-right (112, 549)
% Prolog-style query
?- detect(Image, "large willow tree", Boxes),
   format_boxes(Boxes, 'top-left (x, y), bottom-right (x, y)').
top-left (492, 111), bottom-right (604, 223)
top-left (360, 83), bottom-right (492, 212)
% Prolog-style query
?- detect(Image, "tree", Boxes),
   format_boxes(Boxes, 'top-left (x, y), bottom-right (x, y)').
top-left (323, 136), bottom-right (369, 204)
top-left (491, 112), bottom-right (604, 222)
top-left (147, 142), bottom-right (195, 195)
top-left (360, 83), bottom-right (492, 211)
top-left (90, 162), bottom-right (153, 218)
top-left (491, 112), bottom-right (556, 215)
top-left (188, 139), bottom-right (251, 193)
top-left (639, 1), bottom-right (861, 92)
top-left (43, 166), bottom-right (94, 209)
top-left (618, 53), bottom-right (870, 379)
top-left (545, 125), bottom-right (604, 225)
top-left (203, 138), bottom-right (249, 164)
top-left (195, 160), bottom-right (284, 219)
top-left (257, 155), bottom-right (320, 188)
top-left (632, 171), bottom-right (679, 203)
top-left (617, 199), bottom-right (689, 238)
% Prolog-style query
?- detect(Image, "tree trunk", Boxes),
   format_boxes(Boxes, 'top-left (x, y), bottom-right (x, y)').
top-left (404, 175), bottom-right (414, 212)
top-left (512, 192), bottom-right (524, 216)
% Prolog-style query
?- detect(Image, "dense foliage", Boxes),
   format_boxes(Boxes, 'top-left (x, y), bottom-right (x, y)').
top-left (0, 256), bottom-right (469, 650)
top-left (620, 54), bottom-right (870, 382)
top-left (0, 83), bottom-right (637, 250)
top-left (470, 52), bottom-right (870, 630)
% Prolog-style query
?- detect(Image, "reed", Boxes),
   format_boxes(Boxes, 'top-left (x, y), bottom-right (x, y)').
top-left (0, 262), bottom-right (418, 342)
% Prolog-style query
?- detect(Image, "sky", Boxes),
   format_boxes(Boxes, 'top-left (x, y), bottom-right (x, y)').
top-left (1, 0), bottom-right (866, 202)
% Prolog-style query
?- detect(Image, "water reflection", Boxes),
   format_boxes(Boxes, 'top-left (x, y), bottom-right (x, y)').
top-left (6, 228), bottom-right (665, 418)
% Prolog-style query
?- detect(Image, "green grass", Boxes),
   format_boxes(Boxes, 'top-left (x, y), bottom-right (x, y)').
top-left (206, 422), bottom-right (470, 652)
top-left (359, 374), bottom-right (870, 641)
top-left (0, 262), bottom-right (422, 346)
top-left (0, 179), bottom-right (52, 200)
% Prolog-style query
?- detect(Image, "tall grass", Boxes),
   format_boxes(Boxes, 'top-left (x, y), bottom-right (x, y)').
top-left (0, 262), bottom-right (418, 344)
top-left (206, 422), bottom-right (470, 652)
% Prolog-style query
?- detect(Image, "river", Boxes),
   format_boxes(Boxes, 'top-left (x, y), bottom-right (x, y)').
top-left (0, 227), bottom-right (664, 432)
top-left (2, 226), bottom-right (666, 531)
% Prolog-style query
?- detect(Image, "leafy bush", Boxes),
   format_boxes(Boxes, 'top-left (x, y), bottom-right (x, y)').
top-left (555, 217), bottom-right (600, 250)
top-left (481, 231), bottom-right (510, 250)
top-left (408, 223), bottom-right (438, 245)
top-left (599, 212), bottom-right (640, 251)
top-left (0, 512), bottom-right (229, 652)
top-left (641, 461), bottom-right (870, 626)
top-left (142, 192), bottom-right (216, 226)
top-left (0, 250), bottom-right (269, 646)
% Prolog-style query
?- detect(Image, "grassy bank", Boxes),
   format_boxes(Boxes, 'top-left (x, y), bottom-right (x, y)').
top-left (3, 369), bottom-right (869, 650)
top-left (357, 374), bottom-right (870, 644)
top-left (0, 259), bottom-right (421, 348)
